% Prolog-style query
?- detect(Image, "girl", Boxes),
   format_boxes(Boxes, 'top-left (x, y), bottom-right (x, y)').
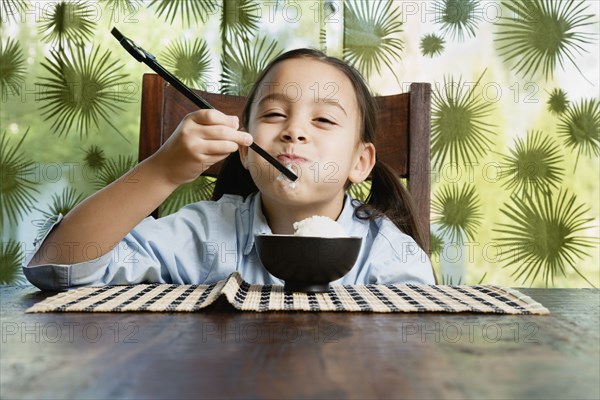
top-left (24, 48), bottom-right (435, 290)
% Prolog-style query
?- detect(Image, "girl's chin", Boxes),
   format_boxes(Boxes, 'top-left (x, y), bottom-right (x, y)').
top-left (258, 178), bottom-right (307, 199)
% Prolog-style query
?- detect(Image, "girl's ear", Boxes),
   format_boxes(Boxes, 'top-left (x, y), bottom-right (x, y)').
top-left (349, 143), bottom-right (376, 183)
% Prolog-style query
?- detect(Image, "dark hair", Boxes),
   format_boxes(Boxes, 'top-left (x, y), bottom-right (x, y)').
top-left (212, 48), bottom-right (425, 249)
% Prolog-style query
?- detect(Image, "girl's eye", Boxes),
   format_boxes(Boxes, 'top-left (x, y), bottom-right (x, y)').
top-left (315, 117), bottom-right (335, 125)
top-left (263, 112), bottom-right (286, 119)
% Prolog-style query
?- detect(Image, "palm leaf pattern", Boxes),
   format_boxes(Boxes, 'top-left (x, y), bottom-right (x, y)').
top-left (420, 34), bottom-right (445, 58)
top-left (432, 184), bottom-right (481, 244)
top-left (429, 230), bottom-right (445, 259)
top-left (149, 0), bottom-right (219, 26)
top-left (319, 27), bottom-right (327, 53)
top-left (435, 0), bottom-right (481, 41)
top-left (220, 36), bottom-right (282, 96)
top-left (0, 38), bottom-right (26, 98)
top-left (431, 70), bottom-right (496, 167)
top-left (94, 155), bottom-right (136, 190)
top-left (557, 98), bottom-right (600, 167)
top-left (0, 240), bottom-right (25, 285)
top-left (494, 0), bottom-right (597, 80)
top-left (161, 38), bottom-right (212, 88)
top-left (494, 190), bottom-right (596, 287)
top-left (1, 0), bottom-right (28, 24)
top-left (33, 187), bottom-right (85, 244)
top-left (37, 45), bottom-right (133, 140)
top-left (547, 88), bottom-right (569, 115)
top-left (347, 180), bottom-right (371, 202)
top-left (159, 176), bottom-right (216, 217)
top-left (38, 1), bottom-right (96, 48)
top-left (440, 274), bottom-right (463, 285)
top-left (83, 145), bottom-right (106, 171)
top-left (343, 0), bottom-right (403, 78)
top-left (0, 129), bottom-right (39, 226)
top-left (499, 130), bottom-right (564, 195)
top-left (220, 0), bottom-right (261, 41)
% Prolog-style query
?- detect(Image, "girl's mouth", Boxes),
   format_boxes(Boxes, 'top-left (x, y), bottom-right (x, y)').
top-left (277, 153), bottom-right (307, 164)
top-left (276, 162), bottom-right (299, 190)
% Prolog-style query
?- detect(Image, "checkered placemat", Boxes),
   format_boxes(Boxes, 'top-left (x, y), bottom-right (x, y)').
top-left (26, 272), bottom-right (549, 314)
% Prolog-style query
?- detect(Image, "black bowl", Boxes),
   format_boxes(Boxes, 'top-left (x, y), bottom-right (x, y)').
top-left (254, 234), bottom-right (362, 293)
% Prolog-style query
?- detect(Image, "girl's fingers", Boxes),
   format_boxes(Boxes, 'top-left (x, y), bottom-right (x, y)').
top-left (182, 122), bottom-right (253, 147)
top-left (186, 109), bottom-right (239, 129)
top-left (202, 126), bottom-right (253, 146)
top-left (193, 136), bottom-right (243, 156)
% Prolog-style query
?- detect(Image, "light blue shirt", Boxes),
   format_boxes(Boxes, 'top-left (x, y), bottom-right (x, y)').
top-left (23, 193), bottom-right (435, 291)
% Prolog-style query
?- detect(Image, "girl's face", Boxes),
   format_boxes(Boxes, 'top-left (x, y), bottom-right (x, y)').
top-left (240, 58), bottom-right (375, 211)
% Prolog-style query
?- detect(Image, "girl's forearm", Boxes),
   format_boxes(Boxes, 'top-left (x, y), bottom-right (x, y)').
top-left (29, 156), bottom-right (179, 266)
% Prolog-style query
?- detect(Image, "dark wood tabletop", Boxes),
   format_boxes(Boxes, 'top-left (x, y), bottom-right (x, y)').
top-left (1, 286), bottom-right (598, 400)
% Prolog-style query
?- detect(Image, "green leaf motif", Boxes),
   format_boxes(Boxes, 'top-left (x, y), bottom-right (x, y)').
top-left (500, 130), bottom-right (564, 195)
top-left (558, 98), bottom-right (600, 166)
top-left (431, 70), bottom-right (496, 167)
top-left (319, 27), bottom-right (327, 53)
top-left (0, 240), bottom-right (25, 285)
top-left (33, 187), bottom-right (85, 244)
top-left (94, 155), bottom-right (136, 190)
top-left (220, 36), bottom-right (282, 96)
top-left (37, 46), bottom-right (134, 140)
top-left (547, 88), bottom-right (569, 115)
top-left (343, 0), bottom-right (404, 78)
top-left (221, 0), bottom-right (261, 40)
top-left (429, 230), bottom-right (445, 259)
top-left (0, 129), bottom-right (40, 226)
top-left (494, 0), bottom-right (597, 80)
top-left (1, 0), bottom-right (28, 25)
top-left (159, 176), bottom-right (216, 217)
top-left (440, 274), bottom-right (463, 285)
top-left (432, 184), bottom-right (482, 244)
top-left (494, 190), bottom-right (596, 287)
top-left (347, 180), bottom-right (371, 203)
top-left (149, 0), bottom-right (219, 26)
top-left (420, 34), bottom-right (445, 58)
top-left (38, 1), bottom-right (96, 48)
top-left (0, 38), bottom-right (26, 98)
top-left (435, 0), bottom-right (481, 41)
top-left (161, 38), bottom-right (212, 89)
top-left (83, 145), bottom-right (106, 171)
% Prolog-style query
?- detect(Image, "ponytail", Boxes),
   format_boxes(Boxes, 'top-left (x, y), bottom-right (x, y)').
top-left (355, 160), bottom-right (426, 250)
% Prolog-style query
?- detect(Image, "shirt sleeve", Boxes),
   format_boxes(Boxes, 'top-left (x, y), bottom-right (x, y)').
top-left (367, 221), bottom-right (436, 285)
top-left (22, 202), bottom-right (232, 291)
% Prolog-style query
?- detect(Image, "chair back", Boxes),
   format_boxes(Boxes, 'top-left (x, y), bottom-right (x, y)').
top-left (139, 74), bottom-right (431, 252)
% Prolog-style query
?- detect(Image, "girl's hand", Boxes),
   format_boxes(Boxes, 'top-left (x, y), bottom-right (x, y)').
top-left (149, 109), bottom-right (254, 186)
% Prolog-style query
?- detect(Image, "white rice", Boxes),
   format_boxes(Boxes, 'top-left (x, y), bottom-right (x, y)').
top-left (293, 216), bottom-right (349, 238)
top-left (276, 163), bottom-right (297, 189)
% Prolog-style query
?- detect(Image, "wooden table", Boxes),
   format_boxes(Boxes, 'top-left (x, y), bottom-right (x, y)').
top-left (1, 286), bottom-right (598, 399)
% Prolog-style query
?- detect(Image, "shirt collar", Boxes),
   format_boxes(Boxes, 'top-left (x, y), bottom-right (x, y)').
top-left (243, 193), bottom-right (367, 255)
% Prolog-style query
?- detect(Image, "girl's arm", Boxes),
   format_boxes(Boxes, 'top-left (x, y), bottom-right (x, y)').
top-left (29, 110), bottom-right (253, 266)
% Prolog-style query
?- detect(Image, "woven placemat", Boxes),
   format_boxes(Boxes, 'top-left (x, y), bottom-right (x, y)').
top-left (26, 272), bottom-right (549, 314)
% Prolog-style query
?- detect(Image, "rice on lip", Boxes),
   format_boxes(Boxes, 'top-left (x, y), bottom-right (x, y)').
top-left (292, 216), bottom-right (349, 237)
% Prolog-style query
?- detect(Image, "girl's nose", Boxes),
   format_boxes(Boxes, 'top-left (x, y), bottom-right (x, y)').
top-left (281, 126), bottom-right (308, 143)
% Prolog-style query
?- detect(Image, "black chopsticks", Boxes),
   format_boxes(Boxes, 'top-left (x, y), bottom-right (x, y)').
top-left (111, 27), bottom-right (298, 182)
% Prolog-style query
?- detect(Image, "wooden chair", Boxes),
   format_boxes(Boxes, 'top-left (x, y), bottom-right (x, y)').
top-left (138, 73), bottom-right (432, 253)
